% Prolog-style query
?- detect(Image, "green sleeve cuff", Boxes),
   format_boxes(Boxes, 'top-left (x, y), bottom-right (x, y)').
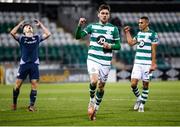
top-left (111, 39), bottom-right (121, 50)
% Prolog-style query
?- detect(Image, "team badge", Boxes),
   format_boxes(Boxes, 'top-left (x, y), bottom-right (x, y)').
top-left (139, 40), bottom-right (145, 48)
top-left (97, 35), bottom-right (106, 45)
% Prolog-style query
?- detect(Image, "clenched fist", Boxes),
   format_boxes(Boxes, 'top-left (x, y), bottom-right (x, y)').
top-left (78, 18), bottom-right (86, 26)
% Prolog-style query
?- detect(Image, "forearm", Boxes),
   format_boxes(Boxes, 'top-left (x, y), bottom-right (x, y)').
top-left (40, 23), bottom-right (51, 37)
top-left (151, 45), bottom-right (157, 65)
top-left (125, 32), bottom-right (135, 46)
top-left (10, 23), bottom-right (21, 35)
top-left (75, 26), bottom-right (86, 39)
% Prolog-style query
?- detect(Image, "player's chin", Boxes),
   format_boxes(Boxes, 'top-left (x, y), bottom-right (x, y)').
top-left (101, 19), bottom-right (108, 23)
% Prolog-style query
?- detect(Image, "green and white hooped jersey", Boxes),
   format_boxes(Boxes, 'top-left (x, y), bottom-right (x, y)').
top-left (83, 22), bottom-right (120, 66)
top-left (134, 29), bottom-right (159, 65)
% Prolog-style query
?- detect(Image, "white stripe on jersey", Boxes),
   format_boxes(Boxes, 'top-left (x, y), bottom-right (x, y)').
top-left (134, 59), bottom-right (152, 65)
top-left (88, 49), bottom-right (112, 57)
top-left (89, 41), bottom-right (103, 47)
top-left (138, 32), bottom-right (152, 36)
top-left (137, 38), bottom-right (152, 43)
top-left (88, 55), bottom-right (111, 65)
top-left (136, 52), bottom-right (151, 58)
top-left (92, 25), bottom-right (114, 31)
top-left (137, 45), bottom-right (151, 50)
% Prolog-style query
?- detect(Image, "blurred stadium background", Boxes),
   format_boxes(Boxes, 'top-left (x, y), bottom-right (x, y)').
top-left (0, 0), bottom-right (180, 84)
top-left (0, 0), bottom-right (180, 126)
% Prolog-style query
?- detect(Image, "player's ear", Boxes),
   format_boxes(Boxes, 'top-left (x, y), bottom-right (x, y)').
top-left (97, 11), bottom-right (100, 18)
top-left (146, 19), bottom-right (149, 25)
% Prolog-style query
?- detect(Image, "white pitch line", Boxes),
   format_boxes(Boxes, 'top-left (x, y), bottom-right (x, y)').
top-left (0, 98), bottom-right (179, 103)
top-left (111, 98), bottom-right (180, 103)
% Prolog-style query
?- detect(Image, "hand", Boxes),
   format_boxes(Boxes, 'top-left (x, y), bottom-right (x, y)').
top-left (149, 63), bottom-right (157, 73)
top-left (103, 42), bottom-right (111, 49)
top-left (78, 18), bottom-right (86, 26)
top-left (34, 19), bottom-right (41, 27)
top-left (124, 26), bottom-right (131, 33)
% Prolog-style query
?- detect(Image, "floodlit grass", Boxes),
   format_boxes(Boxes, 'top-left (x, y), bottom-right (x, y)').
top-left (0, 81), bottom-right (180, 126)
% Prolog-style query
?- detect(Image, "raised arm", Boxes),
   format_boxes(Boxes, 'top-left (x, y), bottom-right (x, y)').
top-left (34, 19), bottom-right (51, 40)
top-left (75, 18), bottom-right (88, 39)
top-left (124, 26), bottom-right (137, 46)
top-left (10, 20), bottom-right (25, 40)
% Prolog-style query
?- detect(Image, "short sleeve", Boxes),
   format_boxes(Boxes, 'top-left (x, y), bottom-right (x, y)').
top-left (18, 35), bottom-right (23, 43)
top-left (151, 32), bottom-right (159, 44)
top-left (38, 34), bottom-right (44, 42)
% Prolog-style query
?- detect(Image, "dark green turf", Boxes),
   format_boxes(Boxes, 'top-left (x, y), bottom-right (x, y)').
top-left (0, 81), bottom-right (180, 126)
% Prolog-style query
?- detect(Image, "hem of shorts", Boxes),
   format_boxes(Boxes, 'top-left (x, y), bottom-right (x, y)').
top-left (134, 63), bottom-right (151, 65)
top-left (88, 58), bottom-right (111, 66)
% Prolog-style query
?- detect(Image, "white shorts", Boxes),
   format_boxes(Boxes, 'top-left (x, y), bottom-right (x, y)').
top-left (131, 64), bottom-right (152, 82)
top-left (87, 59), bottom-right (111, 83)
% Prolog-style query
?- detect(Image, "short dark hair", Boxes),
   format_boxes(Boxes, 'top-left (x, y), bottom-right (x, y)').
top-left (140, 16), bottom-right (149, 22)
top-left (98, 4), bottom-right (111, 12)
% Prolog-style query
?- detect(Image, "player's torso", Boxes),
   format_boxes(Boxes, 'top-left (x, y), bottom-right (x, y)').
top-left (88, 23), bottom-right (116, 66)
top-left (135, 31), bottom-right (154, 65)
top-left (19, 35), bottom-right (40, 63)
top-left (20, 35), bottom-right (39, 49)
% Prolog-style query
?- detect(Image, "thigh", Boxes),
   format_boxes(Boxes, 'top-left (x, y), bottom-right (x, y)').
top-left (142, 65), bottom-right (152, 82)
top-left (29, 63), bottom-right (39, 81)
top-left (131, 64), bottom-right (142, 80)
top-left (99, 65), bottom-right (111, 83)
top-left (17, 64), bottom-right (29, 80)
top-left (87, 60), bottom-right (100, 74)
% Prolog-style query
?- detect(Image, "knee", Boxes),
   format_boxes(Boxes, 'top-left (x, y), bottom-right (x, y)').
top-left (131, 83), bottom-right (137, 88)
top-left (91, 80), bottom-right (98, 85)
top-left (98, 82), bottom-right (105, 92)
top-left (90, 76), bottom-right (98, 85)
top-left (143, 81), bottom-right (149, 89)
top-left (31, 80), bottom-right (38, 90)
top-left (131, 80), bottom-right (138, 88)
top-left (15, 79), bottom-right (23, 89)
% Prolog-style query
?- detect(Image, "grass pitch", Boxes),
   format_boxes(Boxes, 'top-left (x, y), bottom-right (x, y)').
top-left (0, 81), bottom-right (180, 126)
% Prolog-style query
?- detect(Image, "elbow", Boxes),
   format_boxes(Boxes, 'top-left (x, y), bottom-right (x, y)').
top-left (46, 32), bottom-right (51, 38)
top-left (127, 41), bottom-right (134, 46)
top-left (10, 31), bottom-right (14, 36)
top-left (48, 32), bottom-right (51, 37)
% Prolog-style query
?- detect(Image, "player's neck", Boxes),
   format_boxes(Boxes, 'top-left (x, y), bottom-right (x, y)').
top-left (142, 27), bottom-right (149, 32)
top-left (99, 21), bottom-right (108, 25)
top-left (25, 33), bottom-right (33, 37)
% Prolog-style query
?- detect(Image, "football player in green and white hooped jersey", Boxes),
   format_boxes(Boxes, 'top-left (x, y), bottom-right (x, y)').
top-left (124, 16), bottom-right (159, 112)
top-left (75, 4), bottom-right (121, 120)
